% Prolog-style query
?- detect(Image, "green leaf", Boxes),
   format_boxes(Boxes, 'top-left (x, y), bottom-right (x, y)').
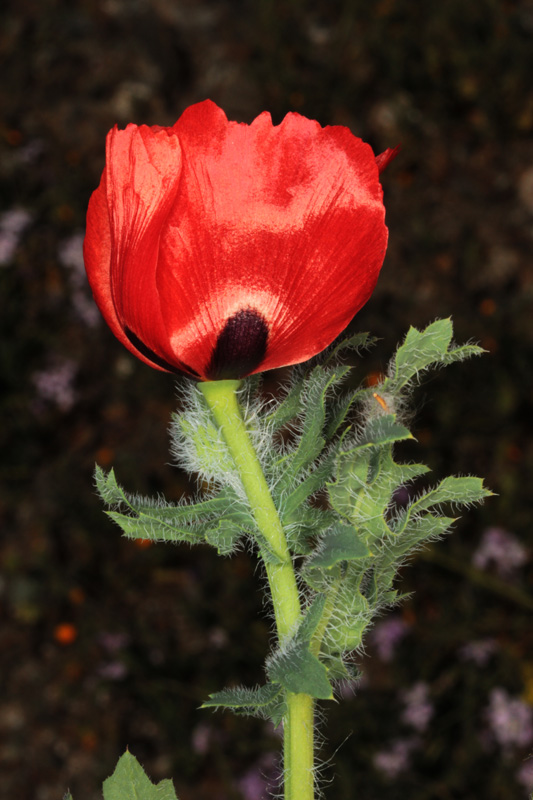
top-left (385, 318), bottom-right (485, 394)
top-left (103, 751), bottom-right (178, 800)
top-left (307, 523), bottom-right (371, 569)
top-left (204, 518), bottom-right (243, 555)
top-left (280, 446), bottom-right (340, 522)
top-left (411, 476), bottom-right (492, 512)
top-left (266, 377), bottom-right (306, 432)
top-left (324, 331), bottom-right (375, 364)
top-left (269, 647), bottom-right (332, 699)
top-left (273, 367), bottom-right (346, 498)
top-left (268, 595), bottom-right (333, 700)
top-left (94, 466), bottom-right (129, 508)
top-left (105, 510), bottom-right (205, 545)
top-left (353, 415), bottom-right (413, 449)
top-left (202, 683), bottom-right (286, 725)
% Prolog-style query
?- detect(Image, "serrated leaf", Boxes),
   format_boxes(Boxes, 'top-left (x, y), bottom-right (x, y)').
top-left (204, 518), bottom-right (243, 555)
top-left (106, 510), bottom-right (206, 545)
top-left (274, 367), bottom-right (344, 498)
top-left (268, 595), bottom-right (333, 699)
top-left (269, 646), bottom-right (333, 699)
top-left (354, 415), bottom-right (413, 449)
top-left (266, 377), bottom-right (306, 432)
top-left (327, 450), bottom-right (371, 520)
top-left (280, 446), bottom-right (340, 522)
top-left (103, 751), bottom-right (178, 800)
top-left (412, 476), bottom-right (492, 512)
top-left (95, 466), bottom-right (129, 508)
top-left (307, 523), bottom-right (371, 569)
top-left (324, 331), bottom-right (374, 365)
top-left (385, 318), bottom-right (484, 394)
top-left (202, 683), bottom-right (286, 725)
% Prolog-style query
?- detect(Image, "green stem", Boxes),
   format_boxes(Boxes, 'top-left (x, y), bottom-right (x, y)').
top-left (199, 379), bottom-right (315, 800)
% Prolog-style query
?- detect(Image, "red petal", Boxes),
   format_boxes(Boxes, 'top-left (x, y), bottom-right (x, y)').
top-left (375, 144), bottom-right (401, 174)
top-left (155, 100), bottom-right (388, 378)
top-left (85, 124), bottom-right (191, 372)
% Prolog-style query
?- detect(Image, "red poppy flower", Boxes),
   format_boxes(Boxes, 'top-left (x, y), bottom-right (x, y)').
top-left (84, 100), bottom-right (395, 381)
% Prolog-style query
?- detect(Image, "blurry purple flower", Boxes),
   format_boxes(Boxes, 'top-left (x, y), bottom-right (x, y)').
top-left (191, 723), bottom-right (212, 755)
top-left (99, 631), bottom-right (130, 653)
top-left (458, 638), bottom-right (498, 667)
top-left (59, 231), bottom-right (101, 327)
top-left (17, 139), bottom-right (44, 164)
top-left (32, 359), bottom-right (77, 411)
top-left (371, 616), bottom-right (410, 662)
top-left (0, 208), bottom-right (32, 265)
top-left (516, 758), bottom-right (533, 794)
top-left (401, 682), bottom-right (434, 733)
top-left (485, 688), bottom-right (533, 749)
top-left (373, 737), bottom-right (418, 779)
top-left (237, 753), bottom-right (278, 800)
top-left (98, 661), bottom-right (128, 680)
top-left (473, 527), bottom-right (528, 577)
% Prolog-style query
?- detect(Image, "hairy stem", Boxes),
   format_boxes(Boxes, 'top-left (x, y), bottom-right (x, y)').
top-left (199, 379), bottom-right (314, 800)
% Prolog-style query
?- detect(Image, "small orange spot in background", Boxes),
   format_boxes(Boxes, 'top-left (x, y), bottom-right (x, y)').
top-left (479, 298), bottom-right (497, 316)
top-left (134, 538), bottom-right (153, 549)
top-left (366, 371), bottom-right (383, 387)
top-left (54, 623), bottom-right (78, 645)
top-left (68, 587), bottom-right (85, 605)
top-left (5, 129), bottom-right (22, 146)
top-left (80, 731), bottom-right (98, 752)
top-left (95, 446), bottom-right (115, 466)
top-left (505, 443), bottom-right (523, 463)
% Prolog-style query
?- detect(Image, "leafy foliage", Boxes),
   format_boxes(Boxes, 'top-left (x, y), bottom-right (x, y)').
top-left (102, 751), bottom-right (178, 800)
top-left (94, 320), bottom-right (490, 727)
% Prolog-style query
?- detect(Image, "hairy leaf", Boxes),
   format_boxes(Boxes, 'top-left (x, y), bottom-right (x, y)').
top-left (103, 751), bottom-right (178, 800)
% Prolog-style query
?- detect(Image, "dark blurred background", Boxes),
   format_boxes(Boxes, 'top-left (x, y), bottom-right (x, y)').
top-left (1, 1), bottom-right (533, 798)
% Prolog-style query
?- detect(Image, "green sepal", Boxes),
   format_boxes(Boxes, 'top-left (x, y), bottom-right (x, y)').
top-left (268, 595), bottom-right (333, 700)
top-left (63, 793), bottom-right (74, 800)
top-left (103, 750), bottom-right (178, 800)
top-left (202, 683), bottom-right (286, 726)
top-left (306, 523), bottom-right (371, 569)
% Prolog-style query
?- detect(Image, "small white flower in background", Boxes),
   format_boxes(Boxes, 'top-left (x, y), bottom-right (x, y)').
top-left (473, 527), bottom-right (528, 577)
top-left (0, 208), bottom-right (32, 265)
top-left (400, 682), bottom-right (434, 733)
top-left (485, 688), bottom-right (533, 750)
top-left (58, 231), bottom-right (101, 327)
top-left (32, 359), bottom-right (77, 412)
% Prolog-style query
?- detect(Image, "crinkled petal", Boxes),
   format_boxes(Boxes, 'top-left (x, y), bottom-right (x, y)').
top-left (155, 100), bottom-right (388, 379)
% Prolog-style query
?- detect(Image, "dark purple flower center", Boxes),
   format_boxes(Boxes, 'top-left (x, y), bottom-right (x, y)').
top-left (206, 308), bottom-right (269, 381)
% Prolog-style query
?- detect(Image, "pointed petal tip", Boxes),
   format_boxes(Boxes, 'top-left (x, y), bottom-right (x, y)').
top-left (375, 144), bottom-right (401, 175)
